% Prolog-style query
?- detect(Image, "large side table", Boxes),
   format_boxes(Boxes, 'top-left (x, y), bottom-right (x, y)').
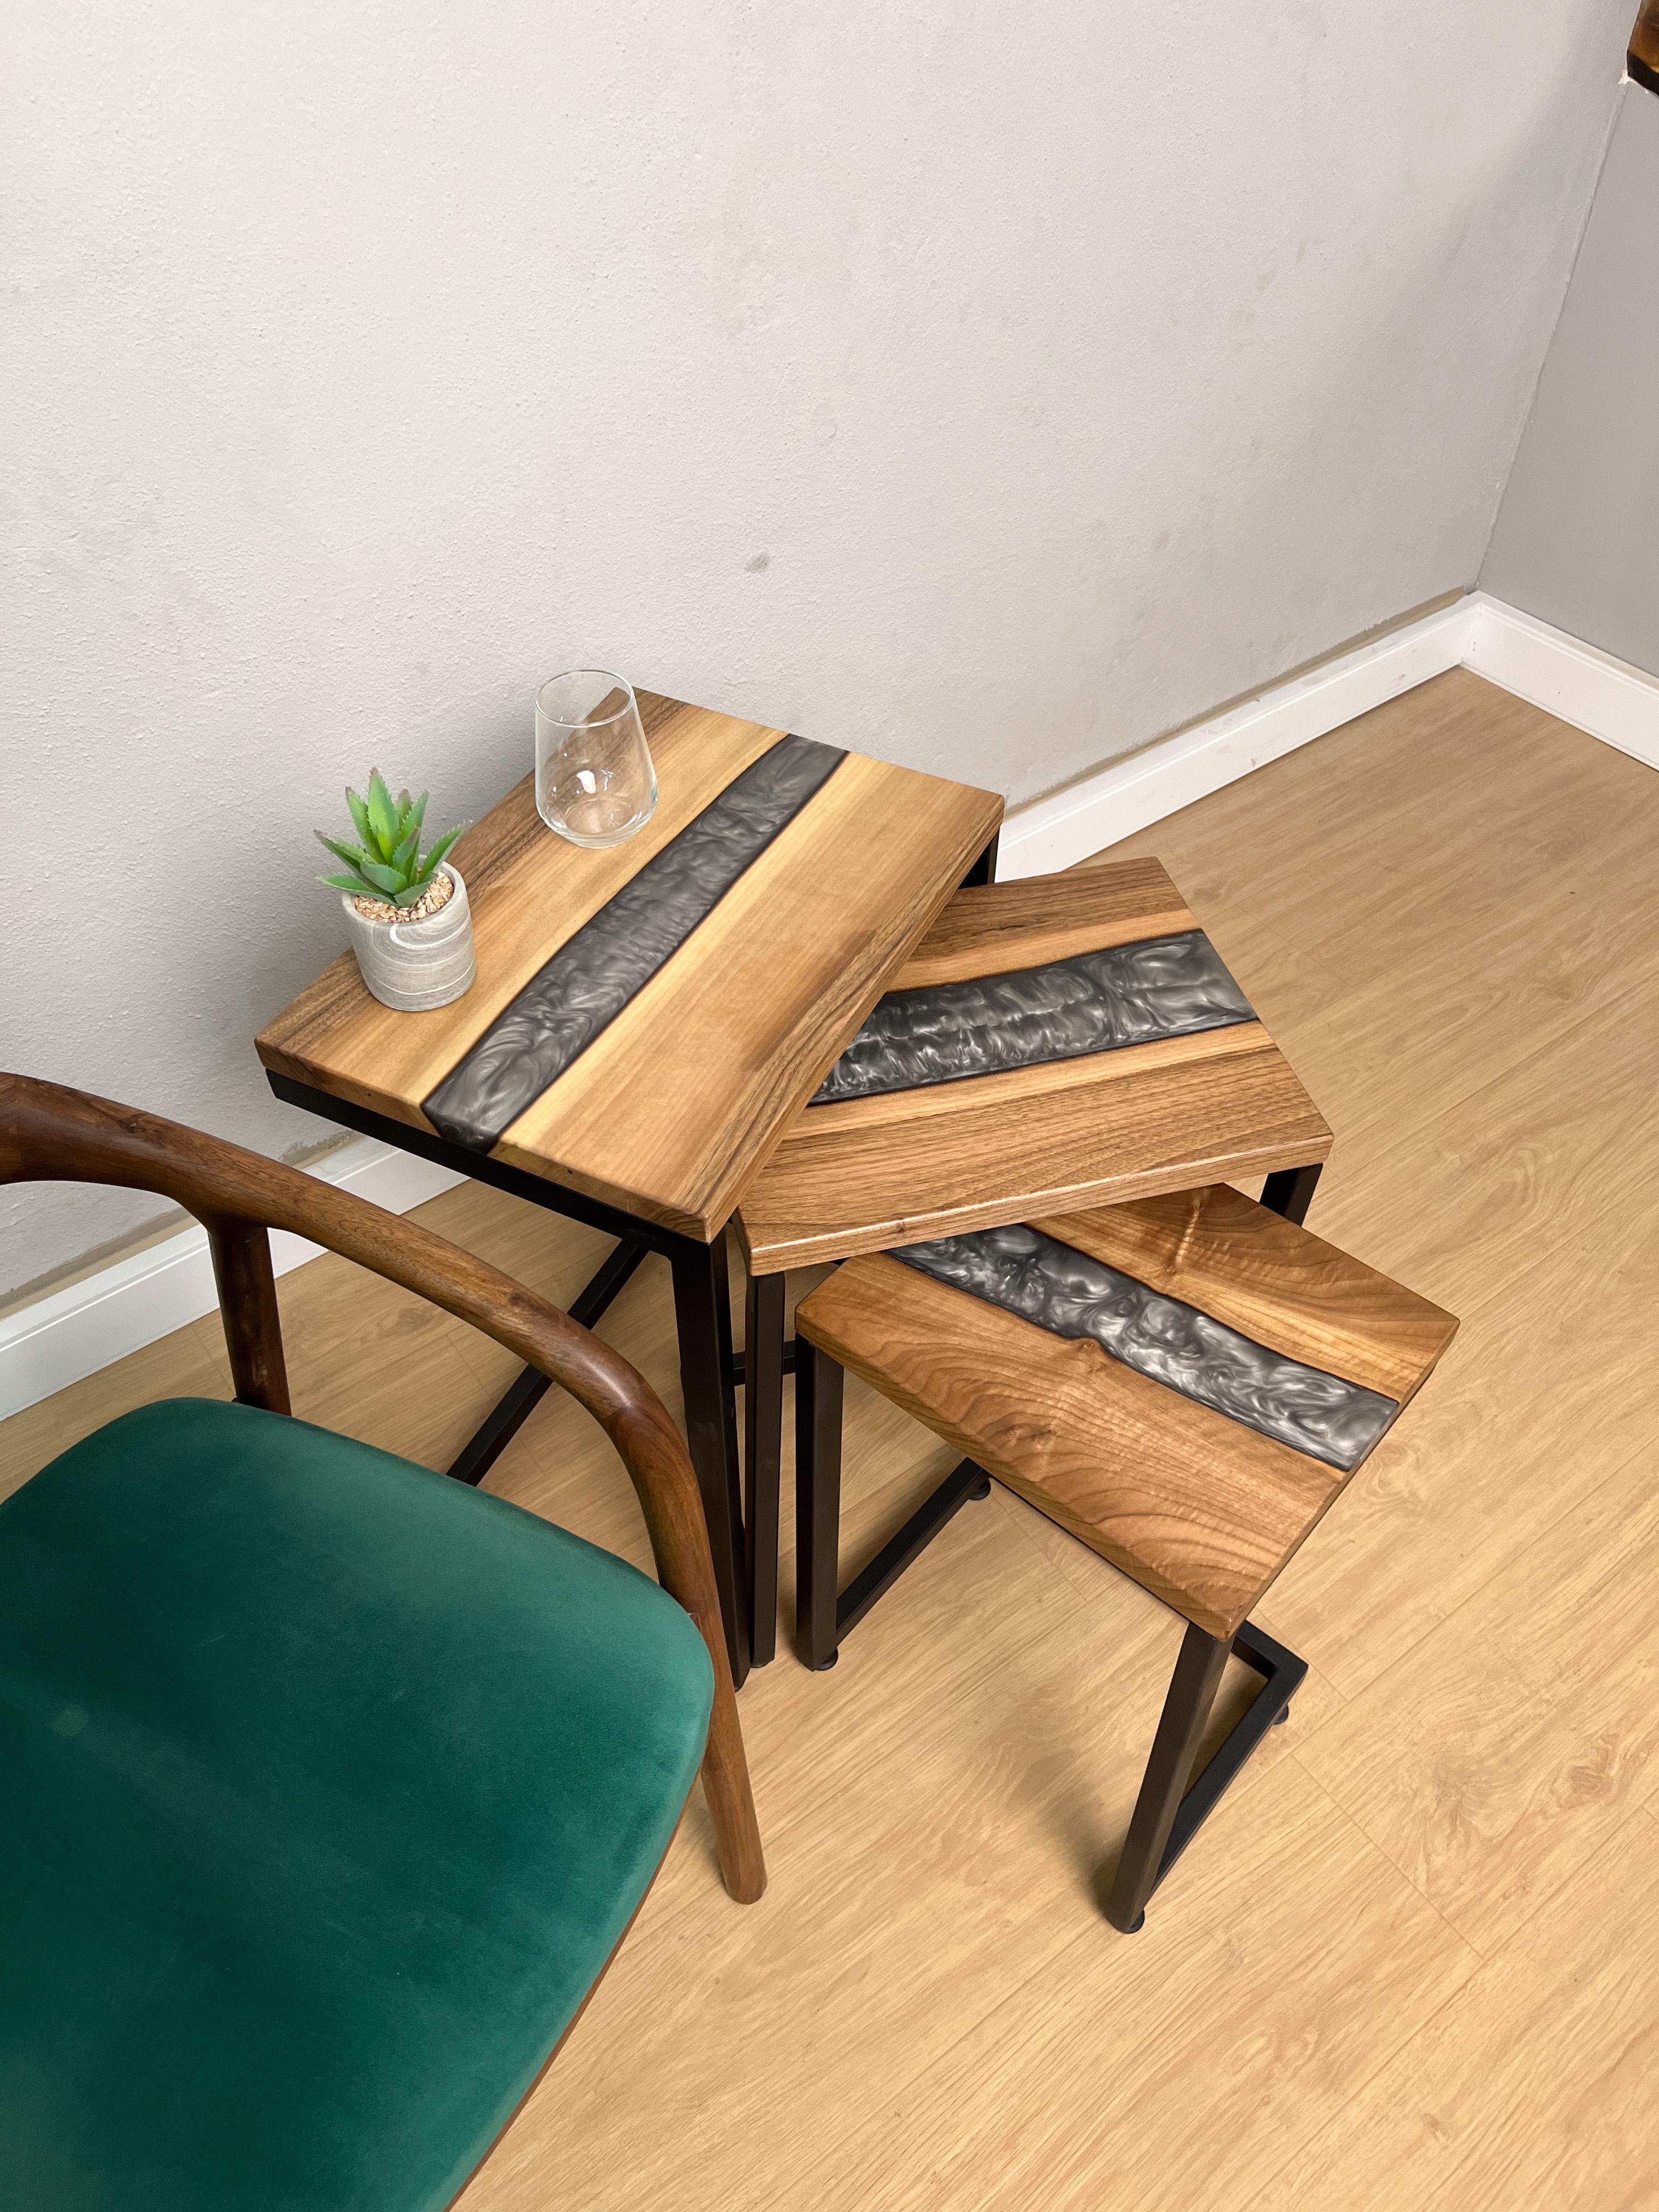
top-left (257, 691), bottom-right (1002, 1685)
top-left (735, 855), bottom-right (1333, 1663)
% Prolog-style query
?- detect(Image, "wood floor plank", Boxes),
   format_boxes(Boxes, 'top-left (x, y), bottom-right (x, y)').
top-left (1265, 1182), bottom-right (1659, 1697)
top-left (1293, 1442), bottom-right (1659, 1957)
top-left (460, 1628), bottom-right (1468, 2212)
top-left (272, 1249), bottom-right (501, 1473)
top-left (1244, 1808), bottom-right (1659, 2212)
top-left (1107, 669), bottom-right (1659, 943)
top-left (1304, 975), bottom-right (1658, 1318)
top-left (783, 1761), bottom-right (1475, 2212)
top-left (1109, 669), bottom-right (1659, 1186)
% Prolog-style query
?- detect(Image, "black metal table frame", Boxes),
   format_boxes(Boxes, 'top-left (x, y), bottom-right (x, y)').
top-left (267, 1069), bottom-right (759, 1684)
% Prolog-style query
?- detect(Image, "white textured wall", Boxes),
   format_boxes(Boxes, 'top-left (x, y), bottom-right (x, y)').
top-left (2, 0), bottom-right (1630, 1293)
top-left (1483, 86), bottom-right (1659, 675)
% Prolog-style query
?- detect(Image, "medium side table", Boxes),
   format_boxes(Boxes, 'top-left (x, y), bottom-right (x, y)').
top-left (735, 854), bottom-right (1333, 1662)
top-left (257, 691), bottom-right (1002, 1684)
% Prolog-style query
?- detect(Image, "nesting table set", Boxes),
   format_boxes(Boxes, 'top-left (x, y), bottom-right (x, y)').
top-left (259, 691), bottom-right (1456, 1928)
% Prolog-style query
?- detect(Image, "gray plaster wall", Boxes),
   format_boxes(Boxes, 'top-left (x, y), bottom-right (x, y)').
top-left (1482, 83), bottom-right (1659, 674)
top-left (2, 2), bottom-right (1632, 1291)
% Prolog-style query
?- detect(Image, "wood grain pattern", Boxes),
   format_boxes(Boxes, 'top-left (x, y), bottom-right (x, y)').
top-left (1247, 1805), bottom-right (1659, 2212)
top-left (205, 1216), bottom-right (291, 1414)
top-left (491, 750), bottom-right (1002, 1235)
top-left (740, 1013), bottom-right (1331, 1272)
top-left (257, 695), bottom-right (1001, 1236)
top-left (737, 855), bottom-right (1329, 1272)
top-left (1028, 1183), bottom-right (1457, 1407)
top-left (890, 855), bottom-right (1195, 988)
top-left (1293, 1434), bottom-right (1659, 1960)
top-left (795, 1246), bottom-right (1349, 1638)
top-left (257, 701), bottom-right (782, 1133)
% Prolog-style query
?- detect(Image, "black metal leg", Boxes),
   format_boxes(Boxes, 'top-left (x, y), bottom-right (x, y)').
top-left (267, 1066), bottom-right (757, 1671)
top-left (744, 1269), bottom-right (787, 1667)
top-left (672, 1237), bottom-right (752, 1688)
top-left (794, 1334), bottom-right (992, 1670)
top-left (794, 1339), bottom-right (844, 1671)
top-left (1104, 1616), bottom-right (1308, 1933)
top-left (1261, 1161), bottom-right (1323, 1225)
top-left (447, 1237), bottom-right (649, 1486)
top-left (959, 831), bottom-right (1000, 888)
top-left (835, 1460), bottom-right (992, 1641)
top-left (1105, 1624), bottom-right (1230, 1933)
top-left (727, 1341), bottom-right (796, 1386)
top-left (447, 1363), bottom-right (551, 1488)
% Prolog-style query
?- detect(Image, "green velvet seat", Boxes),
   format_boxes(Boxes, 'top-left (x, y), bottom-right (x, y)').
top-left (0, 1396), bottom-right (715, 2212)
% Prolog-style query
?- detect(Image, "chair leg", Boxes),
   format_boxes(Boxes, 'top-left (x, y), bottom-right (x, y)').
top-left (744, 1269), bottom-right (787, 1667)
top-left (794, 1338), bottom-right (845, 1671)
top-left (697, 1663), bottom-right (768, 1905)
top-left (1104, 1617), bottom-right (1307, 1932)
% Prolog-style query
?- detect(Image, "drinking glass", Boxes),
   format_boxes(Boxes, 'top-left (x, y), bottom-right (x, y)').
top-left (534, 670), bottom-right (657, 848)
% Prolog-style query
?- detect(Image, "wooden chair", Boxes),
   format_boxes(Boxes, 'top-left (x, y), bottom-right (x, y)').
top-left (791, 1182), bottom-right (1455, 1931)
top-left (0, 1073), bottom-right (763, 2212)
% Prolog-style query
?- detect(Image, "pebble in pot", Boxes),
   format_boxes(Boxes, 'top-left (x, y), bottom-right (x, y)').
top-left (315, 770), bottom-right (476, 1013)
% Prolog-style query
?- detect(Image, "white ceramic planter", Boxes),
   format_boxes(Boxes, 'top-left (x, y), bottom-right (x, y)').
top-left (341, 865), bottom-right (476, 1012)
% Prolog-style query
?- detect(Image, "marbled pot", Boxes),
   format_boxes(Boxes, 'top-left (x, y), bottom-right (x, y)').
top-left (342, 865), bottom-right (477, 1013)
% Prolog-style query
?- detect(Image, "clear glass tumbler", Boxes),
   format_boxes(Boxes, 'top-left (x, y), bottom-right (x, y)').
top-left (534, 670), bottom-right (657, 848)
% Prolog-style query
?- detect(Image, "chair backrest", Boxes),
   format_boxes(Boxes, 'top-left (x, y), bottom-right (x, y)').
top-left (0, 1071), bottom-right (763, 1901)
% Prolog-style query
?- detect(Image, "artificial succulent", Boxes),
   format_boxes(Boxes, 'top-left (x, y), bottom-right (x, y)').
top-left (315, 770), bottom-right (469, 909)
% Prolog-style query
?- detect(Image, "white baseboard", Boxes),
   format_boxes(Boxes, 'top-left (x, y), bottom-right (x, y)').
top-left (998, 598), bottom-right (1477, 876)
top-left (998, 591), bottom-right (1659, 874)
top-left (7, 586), bottom-right (1657, 1425)
top-left (1462, 595), bottom-right (1659, 771)
top-left (0, 1139), bottom-right (462, 1423)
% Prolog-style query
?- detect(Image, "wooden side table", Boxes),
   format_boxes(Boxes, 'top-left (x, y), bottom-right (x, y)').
top-left (257, 691), bottom-right (1002, 1684)
top-left (791, 1183), bottom-right (1458, 1928)
top-left (735, 856), bottom-right (1333, 1662)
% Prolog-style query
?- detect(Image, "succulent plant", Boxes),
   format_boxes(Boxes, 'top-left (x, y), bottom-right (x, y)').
top-left (315, 770), bottom-right (469, 910)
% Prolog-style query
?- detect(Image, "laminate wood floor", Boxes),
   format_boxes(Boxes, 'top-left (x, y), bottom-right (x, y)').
top-left (7, 667), bottom-right (1658, 2209)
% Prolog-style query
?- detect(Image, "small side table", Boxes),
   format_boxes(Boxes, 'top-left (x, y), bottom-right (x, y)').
top-left (257, 691), bottom-right (1001, 1685)
top-left (735, 855), bottom-right (1332, 1662)
top-left (790, 1183), bottom-right (1458, 1928)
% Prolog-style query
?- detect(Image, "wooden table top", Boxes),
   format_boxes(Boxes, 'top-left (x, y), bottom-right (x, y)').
top-left (737, 856), bottom-right (1333, 1272)
top-left (795, 1184), bottom-right (1458, 1638)
top-left (257, 693), bottom-right (1002, 1241)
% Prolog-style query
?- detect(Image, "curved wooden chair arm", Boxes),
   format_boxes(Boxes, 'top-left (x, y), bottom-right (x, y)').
top-left (0, 1072), bottom-right (763, 1904)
